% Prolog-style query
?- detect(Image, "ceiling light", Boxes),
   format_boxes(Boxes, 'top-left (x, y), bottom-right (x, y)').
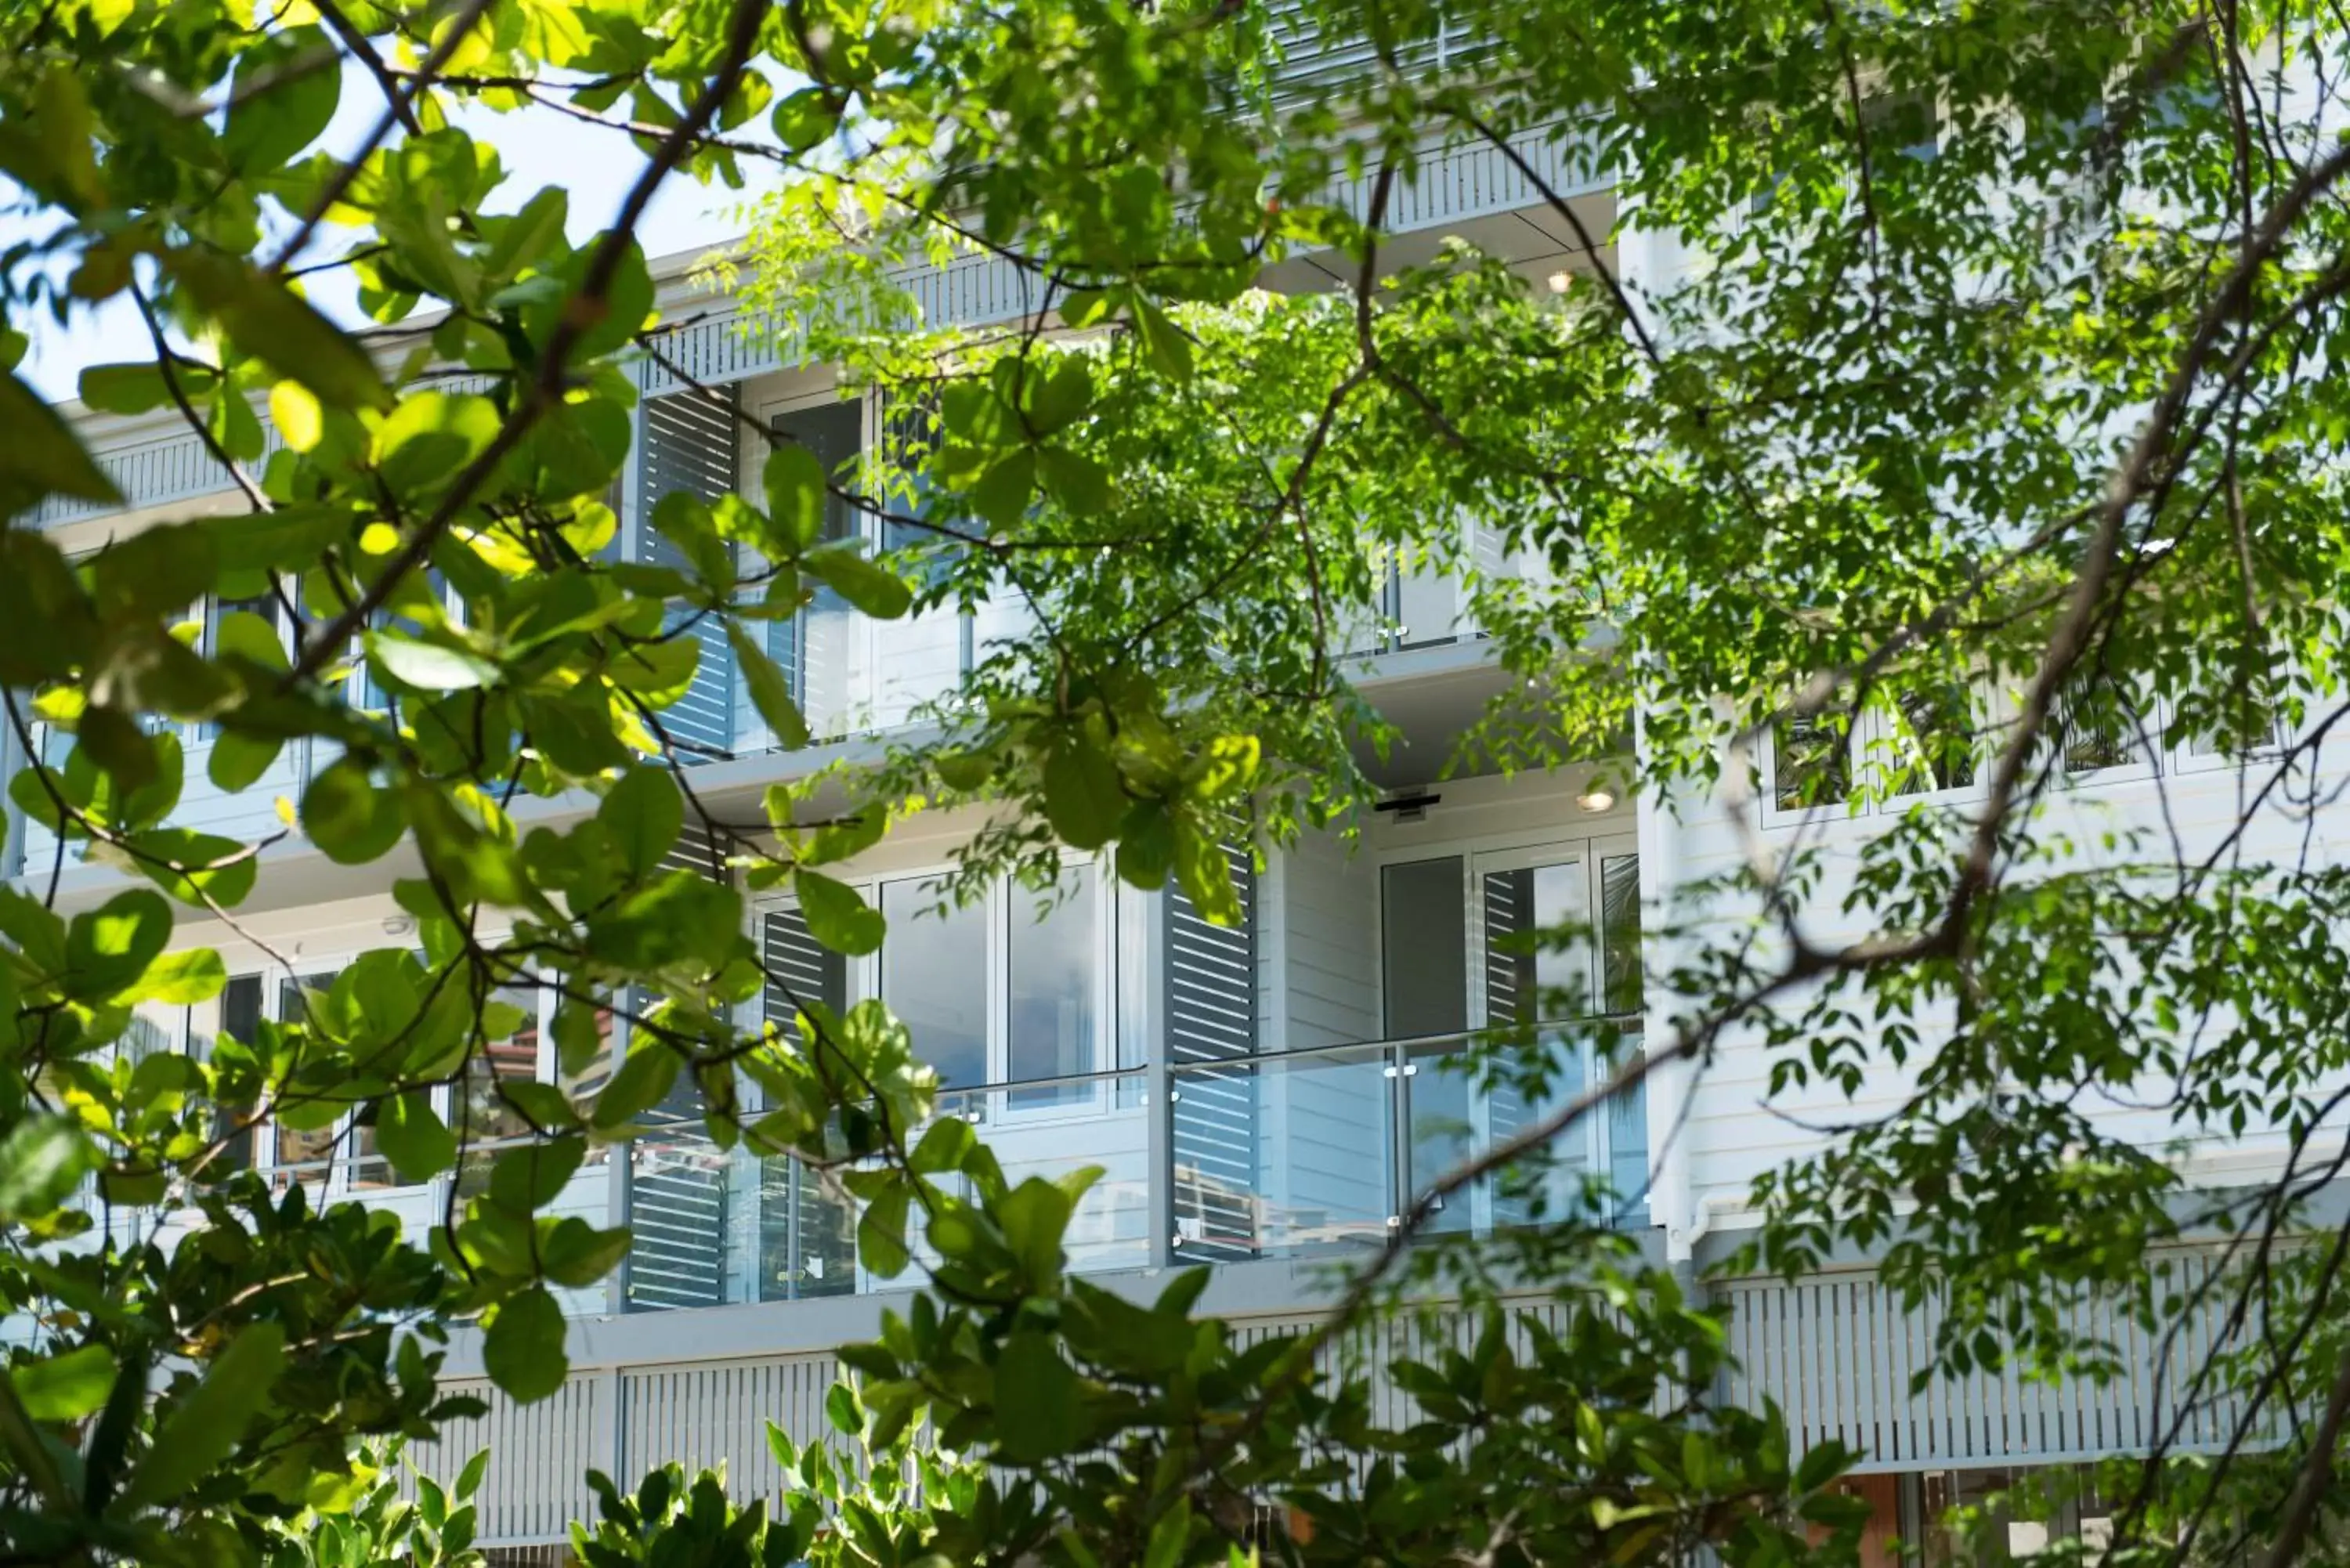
top-left (1546, 269), bottom-right (1574, 294)
top-left (1576, 788), bottom-right (1615, 813)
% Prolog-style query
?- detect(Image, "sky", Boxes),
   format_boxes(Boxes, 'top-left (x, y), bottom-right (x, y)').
top-left (12, 62), bottom-right (783, 403)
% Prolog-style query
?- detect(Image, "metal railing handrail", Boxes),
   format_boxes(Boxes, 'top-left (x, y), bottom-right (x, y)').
top-left (1166, 1014), bottom-right (1645, 1075)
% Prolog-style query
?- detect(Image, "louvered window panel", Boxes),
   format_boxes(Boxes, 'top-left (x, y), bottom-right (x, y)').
top-left (1166, 847), bottom-right (1261, 1261)
top-left (623, 826), bottom-right (734, 1311)
top-left (635, 388), bottom-right (742, 761)
top-left (757, 905), bottom-right (857, 1300)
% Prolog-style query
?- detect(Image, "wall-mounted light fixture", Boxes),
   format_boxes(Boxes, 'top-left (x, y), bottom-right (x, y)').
top-left (1375, 790), bottom-right (1443, 826)
top-left (1546, 269), bottom-right (1574, 294)
top-left (1576, 787), bottom-right (1616, 814)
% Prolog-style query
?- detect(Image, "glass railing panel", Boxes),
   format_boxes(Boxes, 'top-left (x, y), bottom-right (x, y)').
top-left (1169, 1042), bottom-right (1394, 1262)
top-left (1403, 1023), bottom-right (1648, 1232)
top-left (621, 1067), bottom-right (1153, 1310)
top-left (935, 1070), bottom-right (1152, 1278)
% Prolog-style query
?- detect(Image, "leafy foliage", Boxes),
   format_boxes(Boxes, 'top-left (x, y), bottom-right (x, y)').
top-left (5, 0), bottom-right (2350, 1563)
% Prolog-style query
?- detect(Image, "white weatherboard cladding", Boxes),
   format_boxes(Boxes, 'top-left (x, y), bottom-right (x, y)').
top-left (409, 1269), bottom-right (2276, 1547)
top-left (1716, 1256), bottom-right (2281, 1474)
top-left (1657, 740), bottom-right (2350, 1232)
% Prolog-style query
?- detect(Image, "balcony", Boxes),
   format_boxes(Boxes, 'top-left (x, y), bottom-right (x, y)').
top-left (83, 1022), bottom-right (1645, 1319)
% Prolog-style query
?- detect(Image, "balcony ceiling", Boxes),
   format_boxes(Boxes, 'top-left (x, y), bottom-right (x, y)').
top-left (1257, 195), bottom-right (1618, 298)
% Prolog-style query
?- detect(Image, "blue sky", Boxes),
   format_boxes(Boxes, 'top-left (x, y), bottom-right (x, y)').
top-left (13, 63), bottom-right (780, 403)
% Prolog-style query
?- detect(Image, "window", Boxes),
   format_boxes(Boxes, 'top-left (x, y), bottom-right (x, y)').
top-left (880, 879), bottom-right (989, 1093)
top-left (1767, 675), bottom-right (1987, 823)
top-left (196, 592), bottom-right (290, 743)
top-left (1866, 677), bottom-right (1982, 798)
top-left (770, 397), bottom-right (864, 546)
top-left (806, 862), bottom-right (1115, 1118)
top-left (271, 971), bottom-right (342, 1180)
top-left (1381, 837), bottom-right (1649, 1230)
top-left (1007, 875), bottom-right (1098, 1110)
top-left (2052, 663), bottom-right (2157, 779)
top-left (453, 984), bottom-right (547, 1199)
top-left (763, 396), bottom-right (866, 733)
top-left (1772, 707), bottom-right (1856, 814)
top-left (1860, 89), bottom-right (1940, 163)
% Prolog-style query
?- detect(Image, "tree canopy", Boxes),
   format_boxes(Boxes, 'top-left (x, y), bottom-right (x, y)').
top-left (4, 0), bottom-right (2350, 1563)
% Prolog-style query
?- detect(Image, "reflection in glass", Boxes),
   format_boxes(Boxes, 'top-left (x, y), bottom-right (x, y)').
top-left (1484, 859), bottom-right (1590, 1022)
top-left (1382, 858), bottom-right (1466, 1038)
top-left (758, 905), bottom-right (855, 1301)
top-left (880, 880), bottom-right (987, 1089)
top-left (1878, 678), bottom-right (1980, 796)
top-left (1170, 1046), bottom-right (1392, 1258)
top-left (1774, 709), bottom-right (1853, 810)
top-left (273, 972), bottom-right (341, 1176)
top-left (207, 974), bottom-right (263, 1178)
top-left (1008, 873), bottom-right (1097, 1109)
top-left (2056, 667), bottom-right (2151, 774)
top-left (1599, 854), bottom-right (1643, 1016)
top-left (454, 987), bottom-right (544, 1199)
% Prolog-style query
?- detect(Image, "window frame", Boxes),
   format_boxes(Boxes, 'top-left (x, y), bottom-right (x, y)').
top-left (1759, 673), bottom-right (1994, 829)
top-left (750, 851), bottom-right (1124, 1130)
top-left (1367, 826), bottom-right (1647, 1232)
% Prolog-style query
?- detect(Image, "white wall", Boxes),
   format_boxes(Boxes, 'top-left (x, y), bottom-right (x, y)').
top-left (1650, 722), bottom-right (2350, 1246)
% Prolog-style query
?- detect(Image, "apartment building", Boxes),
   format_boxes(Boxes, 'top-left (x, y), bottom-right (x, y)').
top-left (10, 107), bottom-right (2319, 1567)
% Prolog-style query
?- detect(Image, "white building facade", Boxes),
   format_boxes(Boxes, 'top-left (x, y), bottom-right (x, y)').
top-left (9, 125), bottom-right (2323, 1564)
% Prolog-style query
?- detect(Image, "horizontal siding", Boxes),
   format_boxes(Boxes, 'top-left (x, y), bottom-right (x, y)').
top-left (1662, 741), bottom-right (2350, 1222)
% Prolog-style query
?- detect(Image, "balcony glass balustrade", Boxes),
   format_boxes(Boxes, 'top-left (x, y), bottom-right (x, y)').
top-left (38, 1022), bottom-right (1647, 1322)
top-left (598, 1021), bottom-right (1647, 1313)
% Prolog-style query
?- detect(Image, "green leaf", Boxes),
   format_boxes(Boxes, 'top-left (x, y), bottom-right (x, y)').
top-left (1042, 732), bottom-right (1126, 851)
top-left (598, 765), bottom-right (682, 880)
top-left (222, 27), bottom-right (340, 173)
top-left (208, 730), bottom-right (284, 793)
top-left (994, 1331), bottom-right (1083, 1461)
top-left (125, 828), bottom-right (258, 908)
top-left (482, 1285), bottom-right (568, 1404)
top-left (63, 890), bottom-right (173, 1000)
top-left (119, 1321), bottom-right (286, 1509)
top-left (729, 621), bottom-right (810, 750)
top-left (1143, 1498), bottom-right (1193, 1568)
top-left (0, 532), bottom-right (96, 682)
top-left (590, 1042), bottom-right (682, 1130)
top-left (858, 1181), bottom-right (911, 1278)
top-left (91, 521), bottom-right (216, 620)
top-left (552, 999), bottom-right (606, 1081)
top-left (127, 948), bottom-right (227, 1006)
top-left (825, 1382), bottom-right (862, 1437)
top-left (486, 1137), bottom-right (586, 1213)
top-left (0, 1118), bottom-right (95, 1225)
top-left (367, 633), bottom-right (499, 692)
top-left (302, 754), bottom-right (405, 865)
top-left (201, 505), bottom-right (349, 578)
top-left (540, 1219), bottom-right (631, 1287)
top-left (0, 370), bottom-right (118, 507)
top-left (604, 633), bottom-right (700, 703)
top-left (377, 1090), bottom-right (457, 1182)
top-left (1130, 298), bottom-right (1195, 382)
top-left (454, 1449), bottom-right (491, 1504)
top-left (166, 252), bottom-right (389, 410)
top-left (909, 1118), bottom-right (977, 1175)
top-left (13, 1345), bottom-right (115, 1423)
top-left (997, 1176), bottom-right (1076, 1284)
top-left (794, 870), bottom-right (884, 956)
top-left (213, 609), bottom-right (288, 672)
top-left (1173, 822), bottom-right (1242, 927)
top-left (801, 545), bottom-right (912, 620)
top-left (763, 444), bottom-right (828, 553)
top-left (80, 362), bottom-right (215, 415)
